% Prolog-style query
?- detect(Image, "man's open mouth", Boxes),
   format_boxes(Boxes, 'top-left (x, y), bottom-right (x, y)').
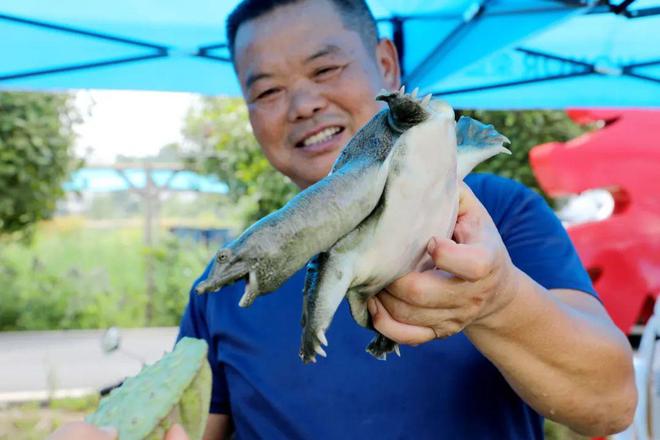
top-left (296, 126), bottom-right (345, 148)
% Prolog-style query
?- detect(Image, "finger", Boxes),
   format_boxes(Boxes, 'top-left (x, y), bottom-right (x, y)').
top-left (368, 297), bottom-right (436, 345)
top-left (427, 237), bottom-right (494, 282)
top-left (47, 422), bottom-right (117, 440)
top-left (165, 424), bottom-right (190, 440)
top-left (385, 270), bottom-right (460, 308)
top-left (457, 182), bottom-right (484, 216)
top-left (378, 291), bottom-right (454, 327)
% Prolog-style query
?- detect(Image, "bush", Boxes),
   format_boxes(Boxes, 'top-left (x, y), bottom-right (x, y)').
top-left (0, 224), bottom-right (210, 331)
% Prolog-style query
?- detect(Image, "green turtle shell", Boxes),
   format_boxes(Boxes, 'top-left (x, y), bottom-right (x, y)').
top-left (86, 337), bottom-right (212, 440)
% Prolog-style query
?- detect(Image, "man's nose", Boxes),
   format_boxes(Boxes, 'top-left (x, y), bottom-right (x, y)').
top-left (287, 84), bottom-right (327, 121)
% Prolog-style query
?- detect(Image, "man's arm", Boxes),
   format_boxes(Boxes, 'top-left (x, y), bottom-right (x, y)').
top-left (368, 183), bottom-right (636, 436)
top-left (203, 414), bottom-right (232, 440)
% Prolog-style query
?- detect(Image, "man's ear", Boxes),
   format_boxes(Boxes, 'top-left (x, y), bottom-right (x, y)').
top-left (375, 38), bottom-right (401, 90)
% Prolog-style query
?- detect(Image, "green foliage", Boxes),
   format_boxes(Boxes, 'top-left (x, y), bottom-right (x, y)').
top-left (48, 394), bottom-right (100, 412)
top-left (459, 110), bottom-right (590, 196)
top-left (147, 235), bottom-right (209, 326)
top-left (183, 97), bottom-right (298, 227)
top-left (0, 223), bottom-right (209, 331)
top-left (0, 92), bottom-right (79, 238)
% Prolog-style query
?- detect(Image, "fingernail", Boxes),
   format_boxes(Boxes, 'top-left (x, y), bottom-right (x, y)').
top-left (367, 298), bottom-right (378, 316)
top-left (427, 237), bottom-right (437, 254)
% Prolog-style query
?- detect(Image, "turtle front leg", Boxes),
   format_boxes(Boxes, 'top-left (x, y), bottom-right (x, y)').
top-left (300, 252), bottom-right (355, 364)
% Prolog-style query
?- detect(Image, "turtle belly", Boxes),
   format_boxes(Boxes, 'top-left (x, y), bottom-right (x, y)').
top-left (351, 114), bottom-right (458, 294)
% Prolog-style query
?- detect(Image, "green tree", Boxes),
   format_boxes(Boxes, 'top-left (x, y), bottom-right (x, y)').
top-left (0, 92), bottom-right (79, 239)
top-left (183, 97), bottom-right (298, 227)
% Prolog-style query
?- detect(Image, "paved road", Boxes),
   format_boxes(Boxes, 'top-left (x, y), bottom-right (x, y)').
top-left (0, 327), bottom-right (178, 401)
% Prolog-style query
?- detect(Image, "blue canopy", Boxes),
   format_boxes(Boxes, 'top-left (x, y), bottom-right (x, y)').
top-left (64, 167), bottom-right (228, 193)
top-left (432, 0), bottom-right (660, 108)
top-left (1, 1), bottom-right (584, 103)
top-left (1, 1), bottom-right (658, 108)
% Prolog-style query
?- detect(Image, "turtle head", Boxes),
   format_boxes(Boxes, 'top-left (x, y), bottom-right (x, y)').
top-left (376, 86), bottom-right (433, 133)
top-left (195, 248), bottom-right (249, 295)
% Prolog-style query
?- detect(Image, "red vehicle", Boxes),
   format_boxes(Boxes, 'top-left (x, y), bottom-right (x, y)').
top-left (530, 108), bottom-right (660, 337)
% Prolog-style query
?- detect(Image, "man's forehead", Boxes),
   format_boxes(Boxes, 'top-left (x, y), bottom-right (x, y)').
top-left (232, 1), bottom-right (358, 77)
top-left (236, 29), bottom-right (356, 85)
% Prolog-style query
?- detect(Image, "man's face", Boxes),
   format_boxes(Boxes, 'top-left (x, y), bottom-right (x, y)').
top-left (233, 0), bottom-right (399, 188)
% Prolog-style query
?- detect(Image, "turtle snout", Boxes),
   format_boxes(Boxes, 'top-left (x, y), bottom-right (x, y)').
top-left (195, 255), bottom-right (249, 294)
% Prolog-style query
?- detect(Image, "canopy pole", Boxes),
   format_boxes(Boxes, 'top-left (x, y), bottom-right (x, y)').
top-left (391, 17), bottom-right (405, 78)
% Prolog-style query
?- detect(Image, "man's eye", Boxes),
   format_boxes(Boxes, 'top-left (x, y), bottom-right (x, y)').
top-left (256, 88), bottom-right (280, 100)
top-left (315, 66), bottom-right (341, 79)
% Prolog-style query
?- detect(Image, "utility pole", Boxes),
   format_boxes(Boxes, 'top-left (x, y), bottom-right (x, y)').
top-left (111, 162), bottom-right (182, 325)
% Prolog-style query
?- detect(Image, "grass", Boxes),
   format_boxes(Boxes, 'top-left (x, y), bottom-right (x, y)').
top-left (0, 217), bottom-right (214, 330)
top-left (6, 219), bottom-right (145, 297)
top-left (0, 396), bottom-right (99, 440)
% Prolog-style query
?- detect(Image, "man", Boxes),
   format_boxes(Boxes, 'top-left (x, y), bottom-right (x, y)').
top-left (178, 0), bottom-right (636, 438)
top-left (52, 0), bottom-right (636, 438)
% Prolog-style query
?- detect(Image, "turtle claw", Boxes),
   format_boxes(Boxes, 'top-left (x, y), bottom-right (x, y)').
top-left (399, 85), bottom-right (405, 95)
top-left (366, 333), bottom-right (400, 361)
top-left (238, 271), bottom-right (259, 307)
top-left (317, 330), bottom-right (328, 347)
top-left (238, 289), bottom-right (256, 308)
top-left (411, 87), bottom-right (419, 99)
top-left (300, 327), bottom-right (329, 364)
top-left (422, 93), bottom-right (432, 106)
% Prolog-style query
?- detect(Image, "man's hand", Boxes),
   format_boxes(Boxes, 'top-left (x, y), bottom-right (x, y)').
top-left (368, 183), bottom-right (519, 344)
top-left (368, 182), bottom-right (636, 435)
top-left (47, 422), bottom-right (190, 440)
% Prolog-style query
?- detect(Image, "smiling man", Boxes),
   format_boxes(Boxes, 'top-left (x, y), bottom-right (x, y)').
top-left (176, 1), bottom-right (637, 439)
top-left (47, 1), bottom-right (634, 439)
top-left (231, 0), bottom-right (398, 189)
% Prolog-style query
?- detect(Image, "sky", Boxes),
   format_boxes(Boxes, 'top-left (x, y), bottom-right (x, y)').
top-left (74, 90), bottom-right (200, 164)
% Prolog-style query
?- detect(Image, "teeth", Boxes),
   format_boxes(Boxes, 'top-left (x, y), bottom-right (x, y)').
top-left (302, 127), bottom-right (341, 147)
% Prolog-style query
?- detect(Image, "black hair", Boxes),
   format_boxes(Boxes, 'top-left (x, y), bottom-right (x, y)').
top-left (226, 0), bottom-right (379, 60)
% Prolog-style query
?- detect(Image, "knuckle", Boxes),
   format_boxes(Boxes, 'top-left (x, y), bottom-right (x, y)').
top-left (448, 320), bottom-right (464, 335)
top-left (408, 280), bottom-right (427, 304)
top-left (471, 250), bottom-right (494, 279)
top-left (388, 303), bottom-right (408, 322)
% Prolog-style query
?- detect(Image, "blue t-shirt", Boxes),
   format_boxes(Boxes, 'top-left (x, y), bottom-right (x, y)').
top-left (178, 174), bottom-right (597, 439)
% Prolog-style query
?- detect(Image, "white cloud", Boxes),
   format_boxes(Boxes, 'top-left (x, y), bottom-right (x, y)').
top-left (74, 90), bottom-right (199, 163)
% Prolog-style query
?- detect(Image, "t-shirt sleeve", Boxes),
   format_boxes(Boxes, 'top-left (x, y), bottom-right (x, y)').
top-left (467, 174), bottom-right (597, 298)
top-left (177, 261), bottom-right (231, 414)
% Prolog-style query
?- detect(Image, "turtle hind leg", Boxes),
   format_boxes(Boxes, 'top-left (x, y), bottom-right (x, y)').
top-left (347, 290), bottom-right (370, 328)
top-left (366, 333), bottom-right (400, 361)
top-left (300, 251), bottom-right (355, 364)
top-left (347, 291), bottom-right (401, 360)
